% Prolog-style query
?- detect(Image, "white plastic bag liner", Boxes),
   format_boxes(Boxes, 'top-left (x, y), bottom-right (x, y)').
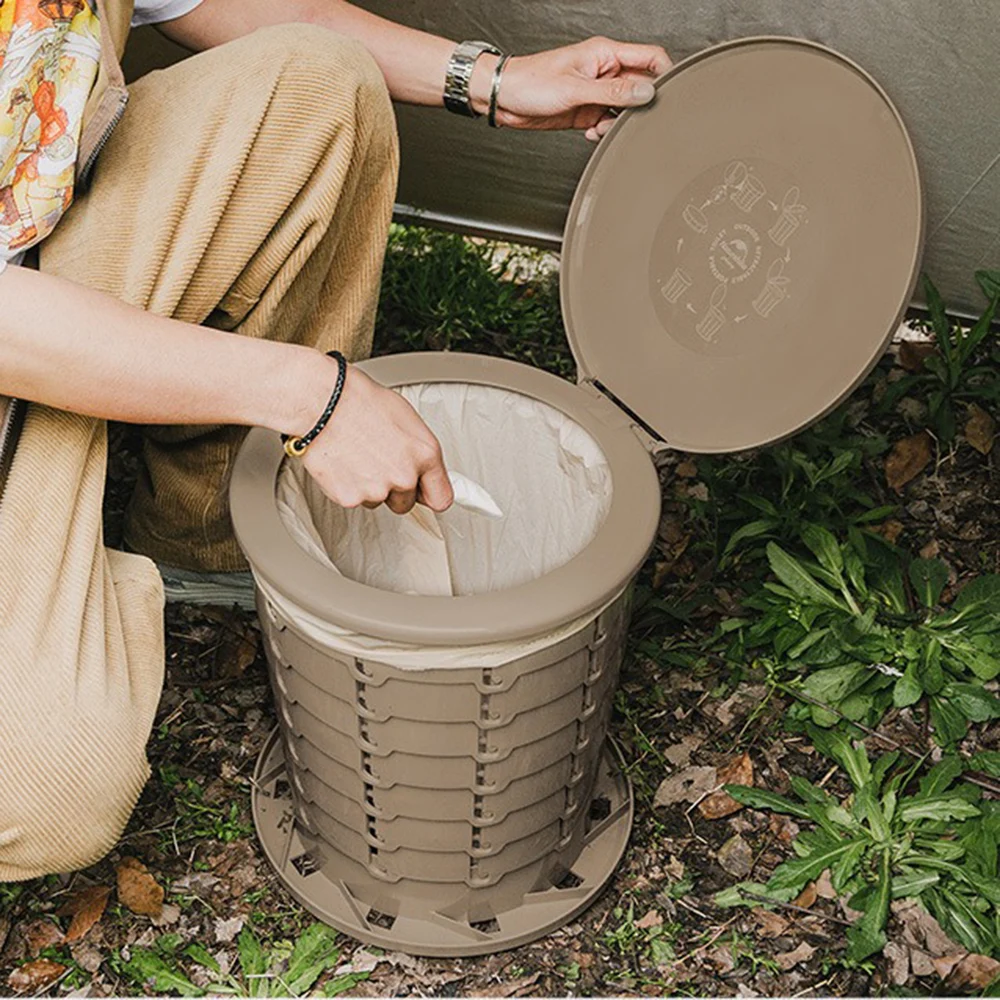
top-left (261, 382), bottom-right (615, 670)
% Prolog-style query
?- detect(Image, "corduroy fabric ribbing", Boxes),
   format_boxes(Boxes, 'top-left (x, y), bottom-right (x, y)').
top-left (0, 23), bottom-right (398, 880)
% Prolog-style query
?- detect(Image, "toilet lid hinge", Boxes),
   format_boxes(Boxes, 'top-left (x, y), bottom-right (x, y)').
top-left (578, 377), bottom-right (670, 457)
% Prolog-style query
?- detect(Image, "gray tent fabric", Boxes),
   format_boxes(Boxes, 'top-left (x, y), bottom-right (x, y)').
top-left (125, 3), bottom-right (1000, 315)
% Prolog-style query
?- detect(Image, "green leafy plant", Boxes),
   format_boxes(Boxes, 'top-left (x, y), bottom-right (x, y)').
top-left (375, 224), bottom-right (572, 377)
top-left (881, 270), bottom-right (1000, 443)
top-left (122, 924), bottom-right (352, 998)
top-left (695, 408), bottom-right (892, 568)
top-left (716, 740), bottom-right (1000, 963)
top-left (730, 527), bottom-right (1000, 743)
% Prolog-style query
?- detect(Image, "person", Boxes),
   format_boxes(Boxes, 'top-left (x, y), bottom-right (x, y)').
top-left (0, 0), bottom-right (670, 881)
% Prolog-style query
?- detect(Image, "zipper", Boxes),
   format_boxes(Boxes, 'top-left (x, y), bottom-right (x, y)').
top-left (0, 397), bottom-right (26, 512)
top-left (78, 88), bottom-right (129, 187)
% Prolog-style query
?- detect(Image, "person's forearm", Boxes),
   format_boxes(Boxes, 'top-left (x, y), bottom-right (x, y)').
top-left (159, 0), bottom-right (488, 109)
top-left (0, 265), bottom-right (336, 436)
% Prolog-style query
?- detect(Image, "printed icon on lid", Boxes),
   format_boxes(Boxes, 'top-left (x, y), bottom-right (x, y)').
top-left (661, 267), bottom-right (693, 304)
top-left (682, 204), bottom-right (709, 234)
top-left (726, 161), bottom-right (767, 213)
top-left (768, 186), bottom-right (808, 247)
top-left (752, 258), bottom-right (791, 318)
top-left (696, 282), bottom-right (728, 343)
top-left (649, 157), bottom-right (811, 358)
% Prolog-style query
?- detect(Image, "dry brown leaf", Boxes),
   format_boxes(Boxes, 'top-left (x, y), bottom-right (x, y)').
top-left (708, 944), bottom-right (736, 973)
top-left (711, 685), bottom-right (768, 727)
top-left (19, 919), bottom-right (64, 957)
top-left (58, 886), bottom-right (111, 942)
top-left (750, 909), bottom-right (790, 938)
top-left (636, 909), bottom-right (663, 930)
top-left (717, 834), bottom-right (754, 878)
top-left (215, 621), bottom-right (259, 680)
top-left (886, 431), bottom-right (932, 492)
top-left (775, 941), bottom-right (815, 971)
top-left (893, 898), bottom-right (964, 958)
top-left (768, 813), bottom-right (800, 844)
top-left (699, 752), bottom-right (753, 819)
top-left (898, 340), bottom-right (937, 372)
top-left (654, 766), bottom-right (716, 807)
top-left (69, 940), bottom-right (104, 975)
top-left (874, 519), bottom-right (905, 544)
top-left (919, 539), bottom-right (940, 560)
top-left (814, 870), bottom-right (837, 899)
top-left (792, 882), bottom-right (818, 910)
top-left (7, 958), bottom-right (67, 994)
top-left (666, 855), bottom-right (686, 880)
top-left (909, 948), bottom-right (936, 978)
top-left (883, 941), bottom-right (910, 986)
top-left (480, 971), bottom-right (543, 997)
top-left (664, 734), bottom-right (703, 769)
top-left (931, 954), bottom-right (966, 980)
top-left (151, 903), bottom-right (181, 927)
top-left (946, 952), bottom-right (1000, 991)
top-left (675, 459), bottom-right (698, 479)
top-left (965, 404), bottom-right (996, 455)
top-left (214, 916), bottom-right (245, 944)
top-left (116, 857), bottom-right (164, 918)
top-left (752, 909), bottom-right (790, 939)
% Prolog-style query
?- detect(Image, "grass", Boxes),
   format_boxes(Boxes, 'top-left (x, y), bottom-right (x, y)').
top-left (375, 224), bottom-right (573, 377)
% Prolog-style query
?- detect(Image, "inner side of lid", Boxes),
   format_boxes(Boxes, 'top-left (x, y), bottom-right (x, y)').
top-left (562, 38), bottom-right (923, 454)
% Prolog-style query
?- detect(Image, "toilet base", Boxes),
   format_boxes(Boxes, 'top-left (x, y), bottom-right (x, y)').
top-left (251, 729), bottom-right (633, 957)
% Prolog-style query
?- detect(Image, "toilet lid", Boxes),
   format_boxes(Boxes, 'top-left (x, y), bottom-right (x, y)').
top-left (561, 37), bottom-right (923, 453)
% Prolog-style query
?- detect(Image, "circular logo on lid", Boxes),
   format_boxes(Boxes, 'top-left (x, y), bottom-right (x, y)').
top-left (649, 158), bottom-right (812, 358)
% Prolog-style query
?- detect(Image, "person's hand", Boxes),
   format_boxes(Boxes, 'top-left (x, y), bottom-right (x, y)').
top-left (471, 36), bottom-right (671, 141)
top-left (300, 364), bottom-right (453, 516)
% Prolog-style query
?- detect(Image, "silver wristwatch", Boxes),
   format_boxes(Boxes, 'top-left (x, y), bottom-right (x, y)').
top-left (443, 40), bottom-right (502, 117)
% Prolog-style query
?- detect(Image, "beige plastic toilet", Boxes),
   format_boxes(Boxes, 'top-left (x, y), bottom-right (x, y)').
top-left (230, 37), bottom-right (923, 957)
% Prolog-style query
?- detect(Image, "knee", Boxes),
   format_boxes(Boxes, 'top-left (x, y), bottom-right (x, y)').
top-left (247, 23), bottom-right (396, 151)
top-left (0, 754), bottom-right (148, 880)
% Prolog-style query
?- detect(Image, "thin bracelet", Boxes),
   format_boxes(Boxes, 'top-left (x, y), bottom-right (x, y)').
top-left (488, 53), bottom-right (512, 129)
top-left (281, 350), bottom-right (347, 458)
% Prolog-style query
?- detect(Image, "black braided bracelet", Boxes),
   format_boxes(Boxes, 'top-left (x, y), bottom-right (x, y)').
top-left (281, 350), bottom-right (348, 458)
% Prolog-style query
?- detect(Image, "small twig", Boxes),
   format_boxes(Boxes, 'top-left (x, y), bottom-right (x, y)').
top-left (794, 975), bottom-right (838, 997)
top-left (816, 764), bottom-right (839, 789)
top-left (674, 895), bottom-right (712, 921)
top-left (737, 888), bottom-right (853, 928)
top-left (677, 917), bottom-right (737, 963)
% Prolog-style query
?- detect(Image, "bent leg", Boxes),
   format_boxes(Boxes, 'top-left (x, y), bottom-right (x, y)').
top-left (0, 409), bottom-right (164, 881)
top-left (42, 23), bottom-right (399, 572)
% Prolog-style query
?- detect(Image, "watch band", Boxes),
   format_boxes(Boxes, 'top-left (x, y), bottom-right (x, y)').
top-left (444, 40), bottom-right (502, 117)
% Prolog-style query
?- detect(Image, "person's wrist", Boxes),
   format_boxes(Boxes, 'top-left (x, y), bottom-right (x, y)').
top-left (273, 348), bottom-right (346, 439)
top-left (469, 51), bottom-right (501, 116)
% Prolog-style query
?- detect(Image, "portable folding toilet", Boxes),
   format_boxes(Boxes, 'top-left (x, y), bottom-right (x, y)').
top-left (230, 38), bottom-right (923, 956)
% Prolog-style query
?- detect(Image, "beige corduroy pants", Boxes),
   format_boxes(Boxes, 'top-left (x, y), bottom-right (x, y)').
top-left (0, 23), bottom-right (398, 881)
